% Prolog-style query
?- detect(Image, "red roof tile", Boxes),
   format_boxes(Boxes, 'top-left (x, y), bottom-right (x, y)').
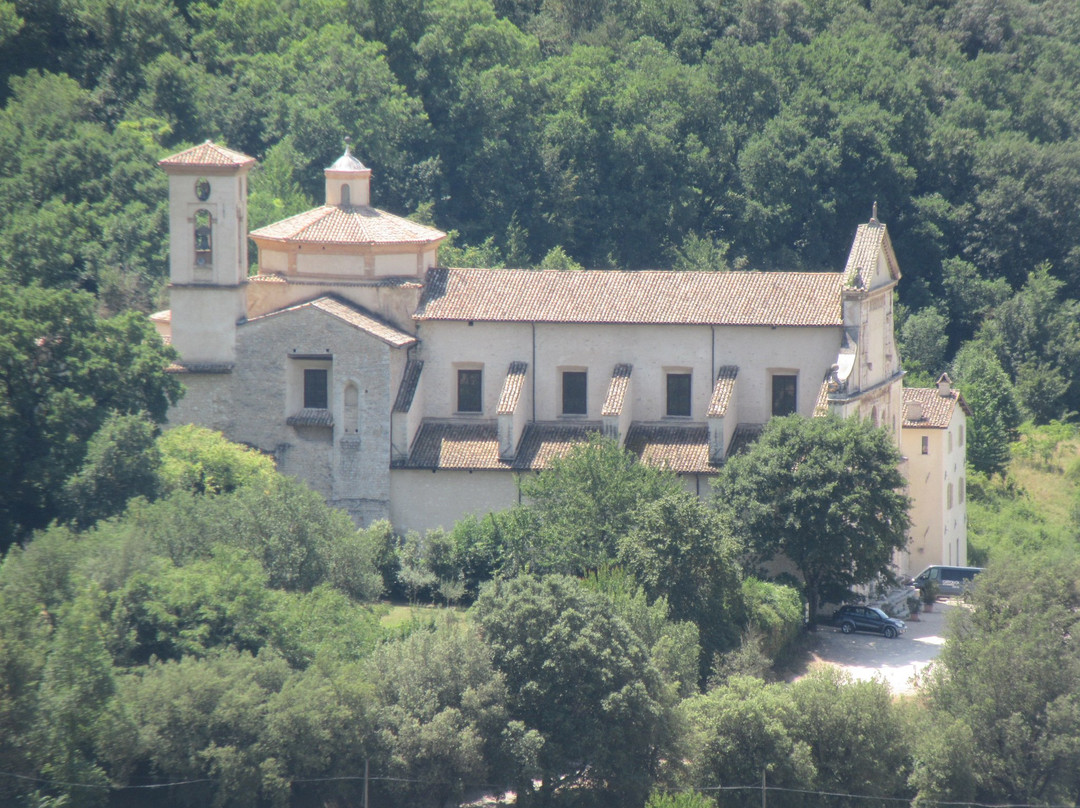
top-left (250, 205), bottom-right (445, 246)
top-left (707, 366), bottom-right (739, 417)
top-left (416, 268), bottom-right (844, 326)
top-left (625, 424), bottom-right (714, 474)
top-left (245, 296), bottom-right (416, 348)
top-left (158, 141), bottom-right (255, 169)
top-left (602, 364), bottom-right (633, 416)
top-left (902, 387), bottom-right (969, 429)
top-left (497, 362), bottom-right (529, 415)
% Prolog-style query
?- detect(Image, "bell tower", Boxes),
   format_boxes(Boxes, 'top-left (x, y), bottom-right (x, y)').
top-left (158, 141), bottom-right (256, 365)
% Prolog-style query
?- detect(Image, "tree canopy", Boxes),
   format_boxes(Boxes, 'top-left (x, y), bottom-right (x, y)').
top-left (0, 284), bottom-right (180, 546)
top-left (714, 415), bottom-right (910, 625)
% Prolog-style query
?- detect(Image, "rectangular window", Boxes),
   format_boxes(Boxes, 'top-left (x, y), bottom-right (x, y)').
top-left (666, 373), bottom-right (691, 417)
top-left (303, 368), bottom-right (328, 409)
top-left (458, 368), bottom-right (482, 413)
top-left (921, 436), bottom-right (929, 455)
top-left (771, 374), bottom-right (797, 416)
top-left (562, 371), bottom-right (587, 415)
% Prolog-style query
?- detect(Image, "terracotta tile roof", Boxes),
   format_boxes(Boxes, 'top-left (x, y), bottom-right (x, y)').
top-left (416, 268), bottom-right (844, 326)
top-left (727, 423), bottom-right (765, 456)
top-left (166, 361), bottom-right (233, 374)
top-left (247, 274), bottom-right (424, 290)
top-left (497, 362), bottom-right (529, 415)
top-left (602, 364), bottom-right (633, 416)
top-left (902, 387), bottom-right (970, 429)
top-left (393, 360), bottom-right (423, 413)
top-left (398, 421), bottom-right (506, 470)
top-left (843, 220), bottom-right (899, 290)
top-left (287, 408), bottom-right (334, 427)
top-left (814, 371), bottom-right (832, 417)
top-left (245, 296), bottom-right (416, 348)
top-left (250, 205), bottom-right (445, 246)
top-left (401, 419), bottom-right (722, 474)
top-left (158, 141), bottom-right (255, 169)
top-left (513, 422), bottom-right (601, 470)
top-left (625, 424), bottom-right (714, 474)
top-left (707, 366), bottom-right (739, 417)
top-left (398, 421), bottom-right (604, 471)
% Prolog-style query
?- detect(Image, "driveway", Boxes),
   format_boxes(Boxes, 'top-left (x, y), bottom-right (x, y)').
top-left (805, 601), bottom-right (954, 694)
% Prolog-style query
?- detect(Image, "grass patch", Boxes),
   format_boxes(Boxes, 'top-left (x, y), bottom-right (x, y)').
top-left (379, 601), bottom-right (466, 629)
top-left (968, 425), bottom-right (1080, 564)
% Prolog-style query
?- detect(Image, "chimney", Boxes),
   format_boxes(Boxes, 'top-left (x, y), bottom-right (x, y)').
top-left (937, 373), bottom-right (953, 397)
top-left (906, 400), bottom-right (924, 421)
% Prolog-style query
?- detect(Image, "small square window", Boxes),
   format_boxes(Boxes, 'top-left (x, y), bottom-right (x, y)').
top-left (666, 373), bottom-right (691, 417)
top-left (771, 374), bottom-right (797, 416)
top-left (458, 369), bottom-right (482, 413)
top-left (562, 371), bottom-right (587, 415)
top-left (304, 368), bottom-right (328, 409)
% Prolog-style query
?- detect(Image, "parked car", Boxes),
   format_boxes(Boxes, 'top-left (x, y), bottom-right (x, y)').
top-left (830, 605), bottom-right (906, 638)
top-left (911, 565), bottom-right (982, 596)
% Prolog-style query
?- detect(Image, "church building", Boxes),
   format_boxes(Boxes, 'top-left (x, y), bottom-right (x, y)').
top-left (153, 140), bottom-right (966, 576)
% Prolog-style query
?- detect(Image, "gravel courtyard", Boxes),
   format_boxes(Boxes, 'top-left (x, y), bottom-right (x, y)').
top-left (806, 600), bottom-right (955, 694)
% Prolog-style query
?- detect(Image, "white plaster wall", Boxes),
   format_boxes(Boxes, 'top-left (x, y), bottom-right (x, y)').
top-left (170, 285), bottom-right (245, 364)
top-left (901, 427), bottom-right (945, 575)
top-left (260, 248), bottom-right (289, 274)
top-left (942, 407), bottom-right (968, 566)
top-left (390, 470), bottom-right (521, 532)
top-left (167, 171), bottom-right (248, 287)
top-left (374, 252), bottom-right (420, 277)
top-left (297, 251), bottom-right (364, 276)
top-left (417, 321), bottom-right (842, 424)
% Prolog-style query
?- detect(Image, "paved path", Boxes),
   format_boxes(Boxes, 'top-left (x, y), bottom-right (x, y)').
top-left (805, 601), bottom-right (954, 694)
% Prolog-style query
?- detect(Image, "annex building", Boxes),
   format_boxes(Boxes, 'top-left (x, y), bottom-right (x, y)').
top-left (153, 141), bottom-right (967, 576)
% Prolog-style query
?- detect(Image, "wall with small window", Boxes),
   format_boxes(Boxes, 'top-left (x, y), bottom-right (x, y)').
top-left (416, 320), bottom-right (841, 422)
top-left (288, 356), bottom-right (333, 414)
top-left (561, 369), bottom-right (588, 415)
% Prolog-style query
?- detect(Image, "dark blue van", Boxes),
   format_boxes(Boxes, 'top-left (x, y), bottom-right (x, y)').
top-left (912, 565), bottom-right (982, 595)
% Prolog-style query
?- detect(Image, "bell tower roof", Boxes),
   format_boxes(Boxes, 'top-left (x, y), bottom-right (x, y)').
top-left (328, 142), bottom-right (369, 173)
top-left (158, 140), bottom-right (256, 172)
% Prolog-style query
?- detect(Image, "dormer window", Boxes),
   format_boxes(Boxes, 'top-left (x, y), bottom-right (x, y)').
top-left (194, 209), bottom-right (212, 266)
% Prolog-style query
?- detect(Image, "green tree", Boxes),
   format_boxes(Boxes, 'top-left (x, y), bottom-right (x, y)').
top-left (364, 619), bottom-right (535, 808)
top-left (915, 554), bottom-right (1080, 806)
top-left (715, 415), bottom-right (910, 626)
top-left (62, 412), bottom-right (161, 530)
top-left (518, 433), bottom-right (683, 574)
top-left (156, 424), bottom-right (277, 496)
top-left (950, 342), bottom-right (1022, 476)
top-left (33, 589), bottom-right (116, 808)
top-left (975, 264), bottom-right (1080, 421)
top-left (685, 675), bottom-right (816, 807)
top-left (898, 305), bottom-right (949, 378)
top-left (617, 489), bottom-right (745, 672)
top-left (0, 285), bottom-right (180, 546)
top-left (473, 574), bottom-right (675, 805)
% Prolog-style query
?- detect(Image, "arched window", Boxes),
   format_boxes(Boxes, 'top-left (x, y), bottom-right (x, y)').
top-left (340, 184), bottom-right (351, 206)
top-left (194, 209), bottom-right (212, 266)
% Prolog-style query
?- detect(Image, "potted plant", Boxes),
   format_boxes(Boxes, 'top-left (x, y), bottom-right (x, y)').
top-left (920, 580), bottom-right (940, 612)
top-left (906, 594), bottom-right (922, 621)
